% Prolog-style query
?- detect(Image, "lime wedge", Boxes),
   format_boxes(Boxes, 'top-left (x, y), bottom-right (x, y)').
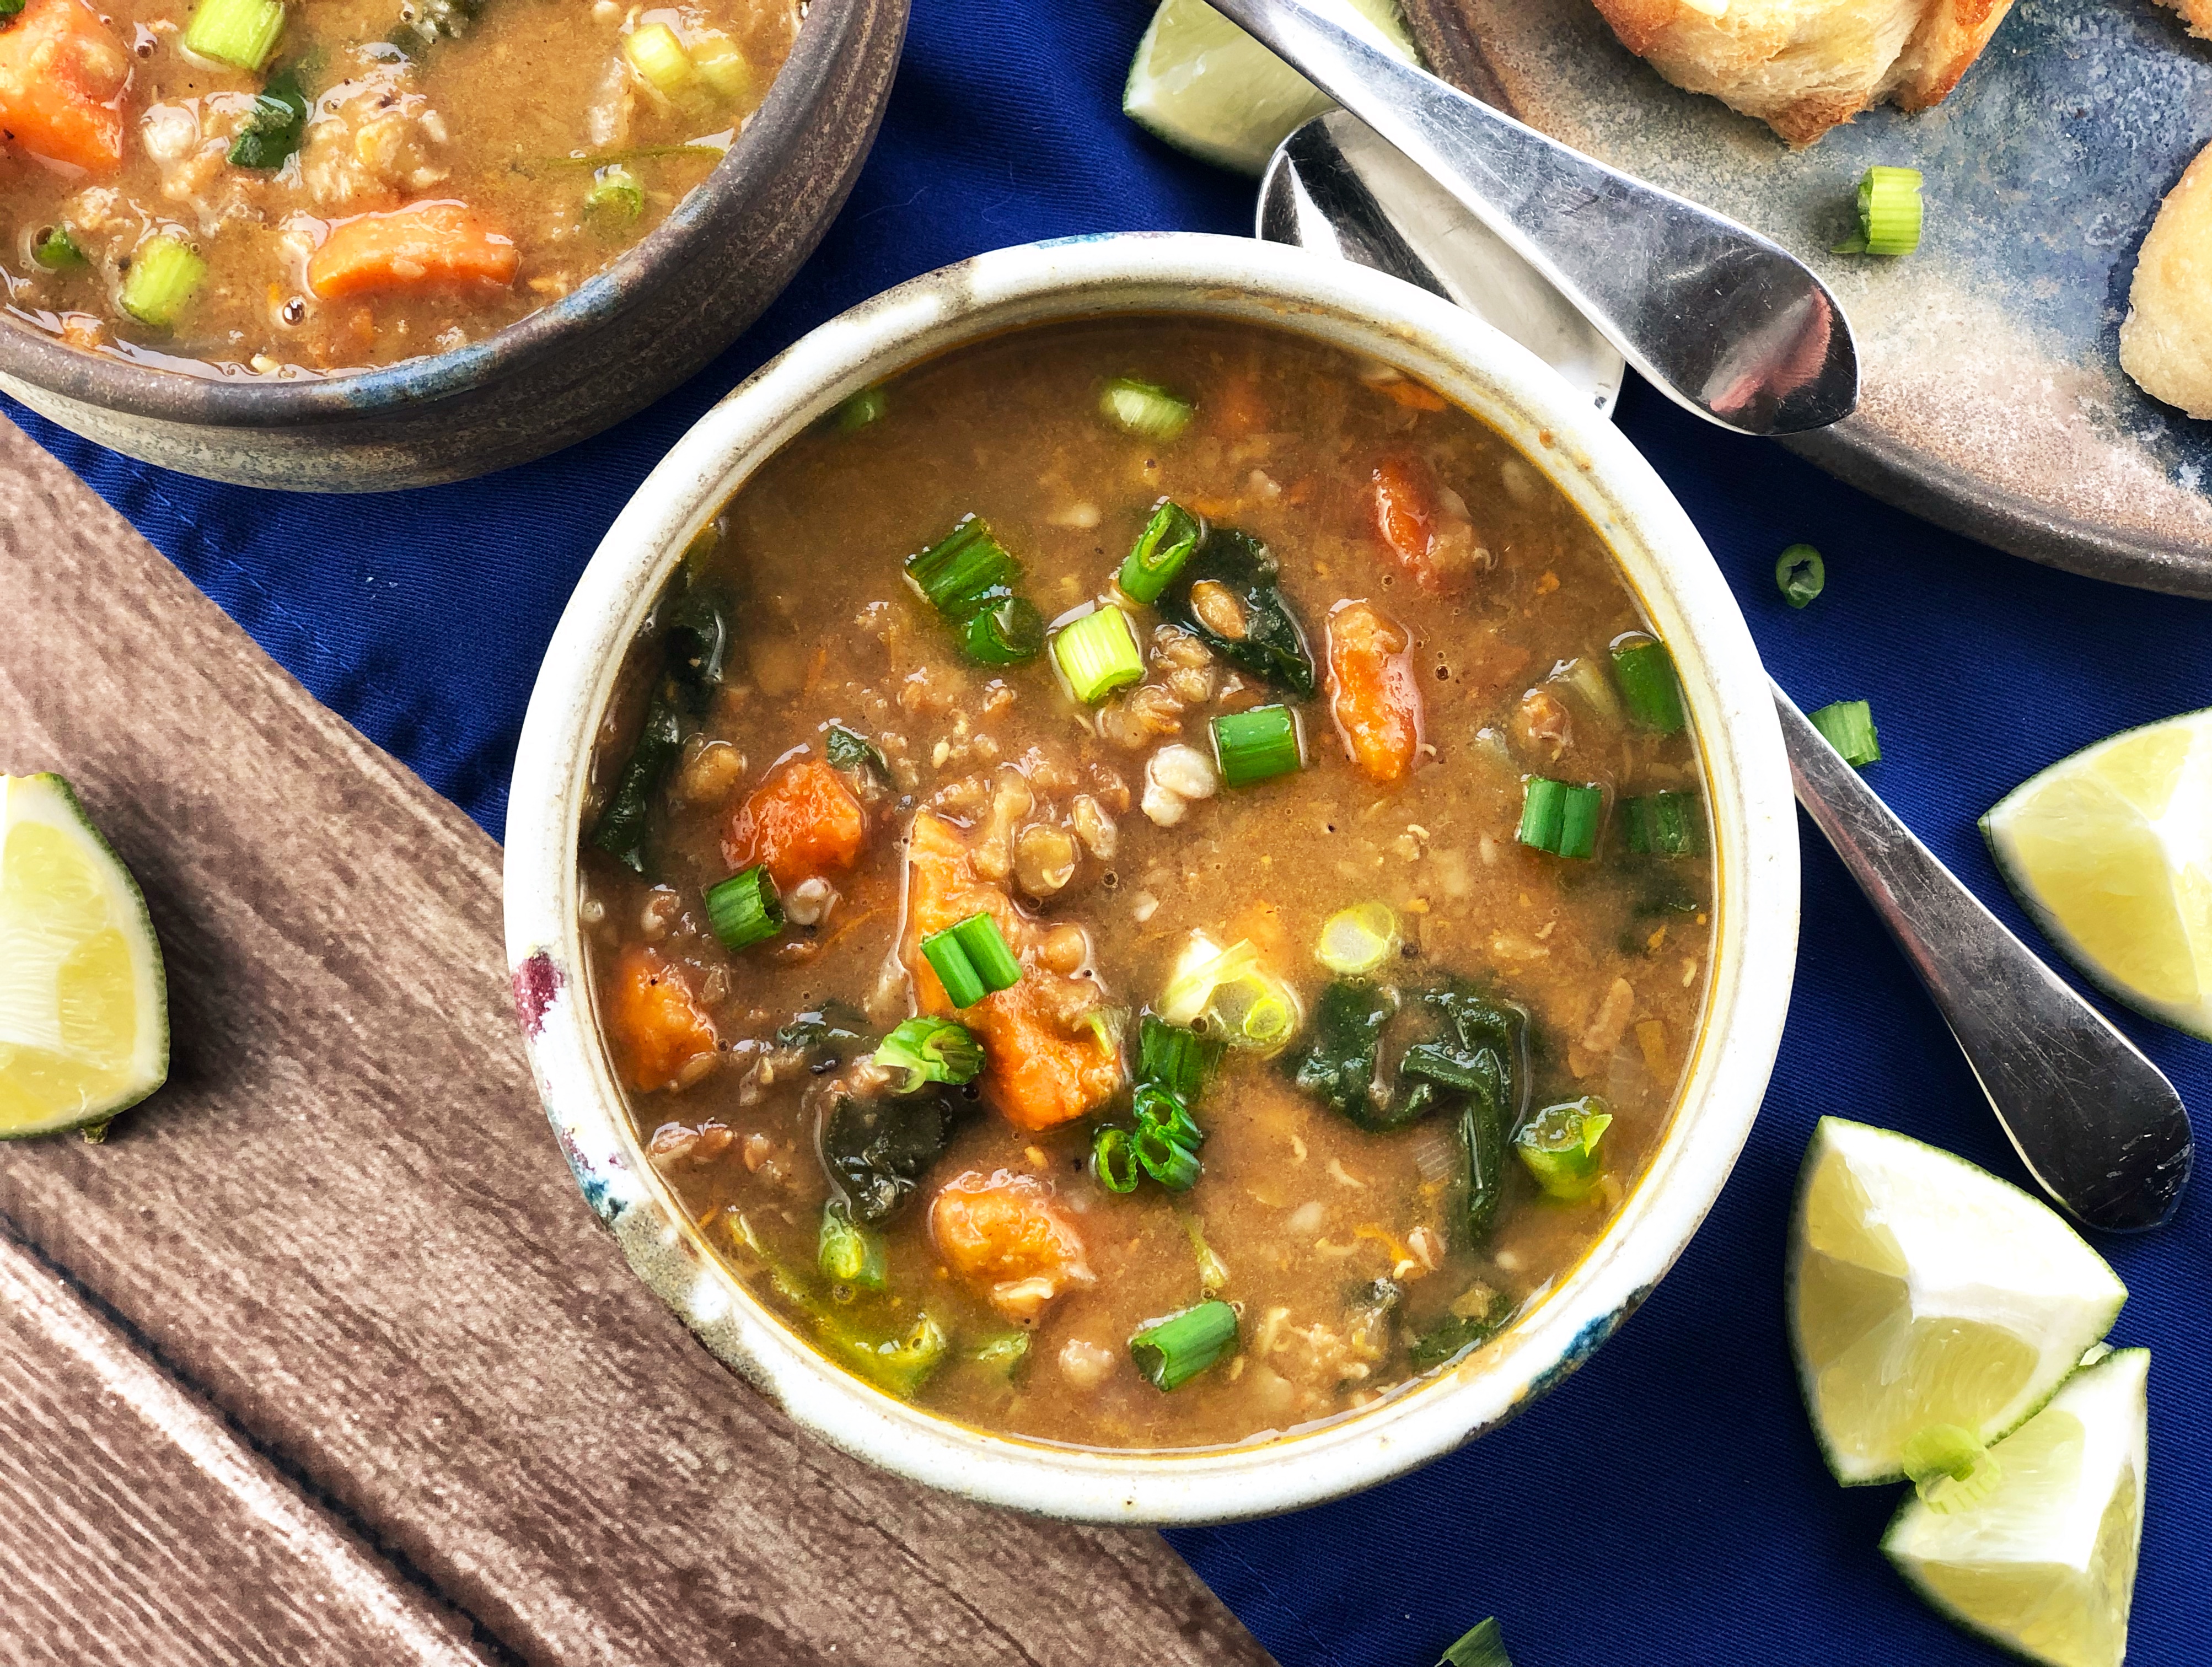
top-left (1123, 0), bottom-right (1420, 176)
top-left (1788, 1118), bottom-right (2125, 1485)
top-left (1885, 1347), bottom-right (2149, 1667)
top-left (1983, 708), bottom-right (2212, 1040)
top-left (0, 773), bottom-right (168, 1138)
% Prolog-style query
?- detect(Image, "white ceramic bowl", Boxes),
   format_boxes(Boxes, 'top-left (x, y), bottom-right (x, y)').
top-left (503, 232), bottom-right (1798, 1525)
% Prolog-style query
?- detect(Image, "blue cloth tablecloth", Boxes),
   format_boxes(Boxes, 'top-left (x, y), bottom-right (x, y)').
top-left (11, 3), bottom-right (2208, 1661)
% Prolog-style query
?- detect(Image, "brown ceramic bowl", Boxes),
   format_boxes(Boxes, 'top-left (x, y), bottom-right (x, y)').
top-left (0, 0), bottom-right (906, 492)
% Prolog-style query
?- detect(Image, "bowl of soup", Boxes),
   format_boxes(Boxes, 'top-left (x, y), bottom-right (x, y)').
top-left (503, 231), bottom-right (1798, 1523)
top-left (0, 0), bottom-right (903, 488)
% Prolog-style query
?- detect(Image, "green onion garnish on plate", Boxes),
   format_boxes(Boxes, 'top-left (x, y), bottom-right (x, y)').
top-left (1052, 604), bottom-right (1145, 702)
top-left (1610, 636), bottom-right (1686, 733)
top-left (1775, 543), bottom-right (1826, 608)
top-left (1119, 498), bottom-right (1203, 603)
top-left (1811, 698), bottom-right (1882, 767)
top-left (1100, 377), bottom-right (1194, 442)
top-left (1518, 777), bottom-right (1603, 859)
top-left (704, 863), bottom-right (783, 950)
top-left (1835, 165), bottom-right (1924, 256)
top-left (871, 1015), bottom-right (983, 1093)
top-left (1129, 1300), bottom-right (1238, 1390)
top-left (1211, 705), bottom-right (1301, 787)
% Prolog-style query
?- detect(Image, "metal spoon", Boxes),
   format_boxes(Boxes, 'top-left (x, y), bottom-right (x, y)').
top-left (1207, 0), bottom-right (1860, 437)
top-left (1776, 685), bottom-right (2192, 1233)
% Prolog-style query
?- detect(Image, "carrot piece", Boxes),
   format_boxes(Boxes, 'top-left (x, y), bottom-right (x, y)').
top-left (305, 203), bottom-right (520, 300)
top-left (0, 0), bottom-right (130, 175)
top-left (930, 1170), bottom-right (1094, 1322)
top-left (1327, 600), bottom-right (1424, 785)
top-left (721, 756), bottom-right (868, 889)
top-left (1377, 376), bottom-right (1448, 412)
top-left (903, 813), bottom-right (1122, 1131)
top-left (603, 944), bottom-right (718, 1093)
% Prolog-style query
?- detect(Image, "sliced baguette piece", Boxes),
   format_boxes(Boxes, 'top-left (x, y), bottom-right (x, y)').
top-left (2155, 0), bottom-right (2212, 39)
top-left (1588, 0), bottom-right (2018, 147)
top-left (2120, 140), bottom-right (2212, 421)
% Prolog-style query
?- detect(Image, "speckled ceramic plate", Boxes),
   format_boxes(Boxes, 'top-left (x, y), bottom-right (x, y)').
top-left (1402, 0), bottom-right (2212, 597)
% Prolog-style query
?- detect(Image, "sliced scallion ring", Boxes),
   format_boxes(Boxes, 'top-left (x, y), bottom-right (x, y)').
top-left (1776, 543), bottom-right (1826, 608)
top-left (1119, 498), bottom-right (1204, 603)
top-left (1129, 1300), bottom-right (1238, 1390)
top-left (1100, 377), bottom-right (1194, 442)
top-left (1211, 705), bottom-right (1301, 787)
top-left (1316, 902), bottom-right (1399, 975)
top-left (1835, 165), bottom-right (1924, 256)
top-left (1093, 1126), bottom-right (1142, 1193)
top-left (704, 864), bottom-right (782, 950)
top-left (1810, 699), bottom-right (1881, 767)
top-left (1051, 604), bottom-right (1145, 702)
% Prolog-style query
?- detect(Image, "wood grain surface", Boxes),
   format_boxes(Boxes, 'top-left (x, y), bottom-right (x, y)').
top-left (0, 417), bottom-right (1277, 1667)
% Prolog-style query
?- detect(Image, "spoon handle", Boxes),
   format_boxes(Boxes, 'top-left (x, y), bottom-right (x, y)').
top-left (1773, 684), bottom-right (2192, 1232)
top-left (1205, 0), bottom-right (1858, 435)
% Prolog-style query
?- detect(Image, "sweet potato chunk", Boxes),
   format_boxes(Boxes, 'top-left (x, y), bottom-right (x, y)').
top-left (0, 0), bottom-right (130, 174)
top-left (903, 812), bottom-right (1122, 1130)
top-left (1370, 456), bottom-right (1437, 587)
top-left (604, 944), bottom-right (717, 1093)
top-left (931, 1170), bottom-right (1094, 1322)
top-left (723, 756), bottom-right (868, 888)
top-left (1326, 600), bottom-right (1423, 785)
top-left (307, 203), bottom-right (519, 300)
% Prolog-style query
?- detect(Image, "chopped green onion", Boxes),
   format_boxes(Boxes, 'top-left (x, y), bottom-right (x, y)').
top-left (960, 594), bottom-right (1045, 665)
top-left (1052, 605), bottom-right (1145, 703)
top-left (1622, 792), bottom-right (1703, 858)
top-left (906, 515), bottom-right (1018, 616)
top-left (818, 1200), bottom-right (887, 1292)
top-left (951, 912), bottom-right (1022, 992)
top-left (1100, 377), bottom-right (1194, 442)
top-left (226, 67), bottom-right (309, 169)
top-left (972, 1331), bottom-right (1031, 1375)
top-left (1157, 935), bottom-right (1259, 1028)
top-left (1902, 1423), bottom-right (2004, 1514)
top-left (622, 21), bottom-right (696, 99)
top-left (1093, 1126), bottom-right (1141, 1193)
top-left (1610, 637), bottom-right (1686, 734)
top-left (1119, 499), bottom-right (1203, 604)
top-left (1316, 902), bottom-right (1399, 975)
top-left (1134, 1121), bottom-right (1201, 1190)
top-left (704, 863), bottom-right (782, 950)
top-left (1129, 1300), bottom-right (1238, 1390)
top-left (1136, 1014), bottom-right (1220, 1101)
top-left (920, 931), bottom-right (986, 1009)
top-left (1514, 1096), bottom-right (1613, 1201)
top-left (1775, 543), bottom-right (1826, 609)
top-left (824, 724), bottom-right (887, 776)
top-left (1231, 985), bottom-right (1295, 1048)
top-left (1437, 1616), bottom-right (1515, 1667)
top-left (1133, 1083), bottom-right (1203, 1150)
top-left (184, 0), bottom-right (286, 70)
top-left (584, 163), bottom-right (643, 221)
top-left (830, 385), bottom-right (888, 433)
top-left (0, 0), bottom-right (25, 16)
top-left (1182, 1214), bottom-right (1230, 1295)
top-left (1835, 165), bottom-right (1924, 256)
top-left (834, 1313), bottom-right (949, 1398)
top-left (1517, 777), bottom-right (1603, 859)
top-left (31, 227), bottom-right (84, 271)
top-left (689, 30), bottom-right (751, 101)
top-left (872, 1016), bottom-right (983, 1093)
top-left (1810, 699), bottom-right (1881, 767)
top-left (117, 236), bottom-right (208, 330)
top-left (1211, 705), bottom-right (1301, 788)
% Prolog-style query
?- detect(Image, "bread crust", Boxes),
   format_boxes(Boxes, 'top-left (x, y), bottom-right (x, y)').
top-left (2153, 0), bottom-right (2212, 40)
top-left (1588, 0), bottom-right (2018, 146)
top-left (2120, 141), bottom-right (2212, 421)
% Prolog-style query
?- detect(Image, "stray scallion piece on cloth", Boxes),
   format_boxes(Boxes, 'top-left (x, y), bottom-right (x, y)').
top-left (1316, 901), bottom-right (1399, 975)
top-left (830, 385), bottom-right (888, 433)
top-left (1775, 542), bottom-right (1826, 608)
top-left (920, 911), bottom-right (1022, 1008)
top-left (1622, 791), bottom-right (1704, 858)
top-left (584, 163), bottom-right (643, 221)
top-left (704, 863), bottom-right (782, 950)
top-left (1811, 698), bottom-right (1882, 766)
top-left (118, 236), bottom-right (208, 329)
top-left (1835, 165), bottom-right (1925, 256)
top-left (184, 0), bottom-right (287, 71)
top-left (1100, 375), bottom-right (1194, 441)
top-left (1610, 636), bottom-right (1687, 733)
top-left (871, 1015), bottom-right (983, 1093)
top-left (1435, 1615), bottom-right (1515, 1667)
top-left (227, 67), bottom-right (310, 169)
top-left (1517, 776), bottom-right (1603, 859)
top-left (1119, 498), bottom-right (1204, 603)
top-left (1515, 1095), bottom-right (1612, 1200)
top-left (818, 1200), bottom-right (887, 1293)
top-left (1212, 705), bottom-right (1301, 787)
top-left (1129, 1299), bottom-right (1238, 1390)
top-left (1051, 605), bottom-right (1145, 703)
top-left (31, 227), bottom-right (85, 271)
top-left (1092, 1125), bottom-right (1142, 1193)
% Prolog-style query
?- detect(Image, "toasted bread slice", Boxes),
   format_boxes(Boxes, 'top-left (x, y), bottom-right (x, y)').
top-left (2120, 140), bottom-right (2212, 420)
top-left (2154, 0), bottom-right (2211, 39)
top-left (1590, 0), bottom-right (2017, 146)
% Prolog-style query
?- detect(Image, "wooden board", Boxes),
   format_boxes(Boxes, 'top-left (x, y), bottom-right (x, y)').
top-left (1402, 0), bottom-right (2212, 599)
top-left (0, 417), bottom-right (1277, 1667)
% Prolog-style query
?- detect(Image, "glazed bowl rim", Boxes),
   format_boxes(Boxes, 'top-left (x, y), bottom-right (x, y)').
top-left (0, 0), bottom-right (880, 429)
top-left (503, 230), bottom-right (1800, 1525)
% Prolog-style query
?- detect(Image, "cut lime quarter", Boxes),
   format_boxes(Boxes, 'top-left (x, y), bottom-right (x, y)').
top-left (1124, 0), bottom-right (1419, 176)
top-left (0, 773), bottom-right (168, 1138)
top-left (1983, 707), bottom-right (2212, 1040)
top-left (1885, 1347), bottom-right (2149, 1667)
top-left (1787, 1118), bottom-right (2125, 1486)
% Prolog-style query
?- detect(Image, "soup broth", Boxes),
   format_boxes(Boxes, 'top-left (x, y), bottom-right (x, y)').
top-left (580, 317), bottom-right (1715, 1450)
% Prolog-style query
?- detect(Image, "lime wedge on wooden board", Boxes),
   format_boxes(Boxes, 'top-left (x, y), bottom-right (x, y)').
top-left (1123, 0), bottom-right (1419, 176)
top-left (1983, 708), bottom-right (2212, 1041)
top-left (1787, 1118), bottom-right (2126, 1485)
top-left (1885, 1347), bottom-right (2149, 1667)
top-left (0, 773), bottom-right (168, 1137)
